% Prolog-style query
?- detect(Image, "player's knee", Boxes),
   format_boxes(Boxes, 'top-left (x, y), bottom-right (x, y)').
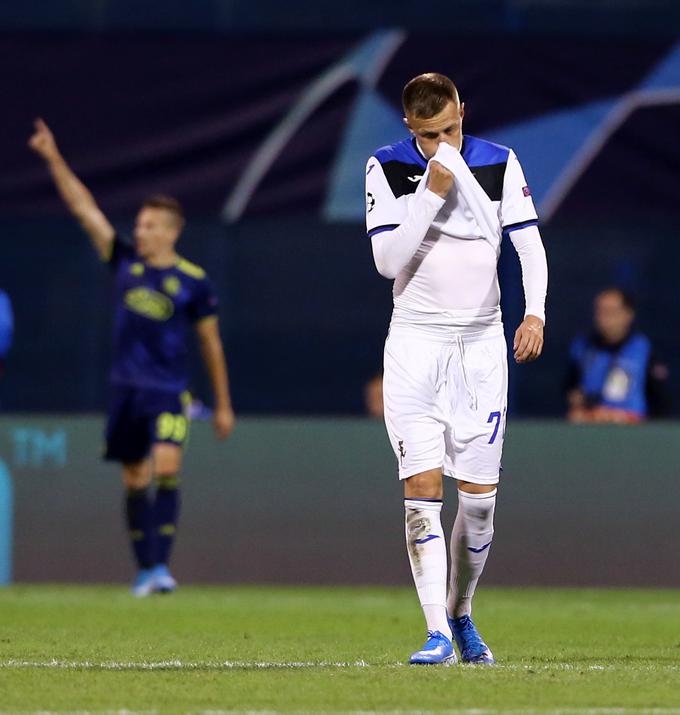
top-left (152, 444), bottom-right (182, 476)
top-left (122, 460), bottom-right (152, 490)
top-left (154, 473), bottom-right (180, 490)
top-left (123, 471), bottom-right (151, 491)
top-left (404, 469), bottom-right (443, 500)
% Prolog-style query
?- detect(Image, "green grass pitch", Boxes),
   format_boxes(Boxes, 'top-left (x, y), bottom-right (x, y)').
top-left (1, 585), bottom-right (679, 714)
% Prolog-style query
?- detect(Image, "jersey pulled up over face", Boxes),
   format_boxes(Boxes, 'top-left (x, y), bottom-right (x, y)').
top-left (366, 135), bottom-right (538, 320)
top-left (106, 235), bottom-right (218, 392)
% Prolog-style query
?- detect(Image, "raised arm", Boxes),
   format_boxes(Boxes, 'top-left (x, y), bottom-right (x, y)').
top-left (28, 118), bottom-right (115, 260)
top-left (195, 317), bottom-right (235, 440)
top-left (366, 157), bottom-right (450, 279)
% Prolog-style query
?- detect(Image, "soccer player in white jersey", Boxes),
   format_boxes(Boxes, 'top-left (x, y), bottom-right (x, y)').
top-left (366, 73), bottom-right (547, 665)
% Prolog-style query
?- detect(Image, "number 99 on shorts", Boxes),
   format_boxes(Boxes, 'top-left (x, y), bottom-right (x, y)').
top-left (156, 412), bottom-right (188, 444)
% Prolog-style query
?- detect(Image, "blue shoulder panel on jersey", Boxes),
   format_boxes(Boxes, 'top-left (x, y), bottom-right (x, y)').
top-left (373, 138), bottom-right (427, 169)
top-left (462, 135), bottom-right (510, 167)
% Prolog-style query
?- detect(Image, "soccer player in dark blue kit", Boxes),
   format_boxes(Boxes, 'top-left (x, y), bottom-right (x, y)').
top-left (29, 119), bottom-right (236, 596)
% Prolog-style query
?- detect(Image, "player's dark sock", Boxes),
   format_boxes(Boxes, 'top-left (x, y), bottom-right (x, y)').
top-left (154, 475), bottom-right (181, 565)
top-left (125, 487), bottom-right (154, 569)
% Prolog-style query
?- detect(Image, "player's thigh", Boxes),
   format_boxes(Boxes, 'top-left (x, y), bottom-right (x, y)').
top-left (383, 334), bottom-right (446, 479)
top-left (445, 336), bottom-right (508, 485)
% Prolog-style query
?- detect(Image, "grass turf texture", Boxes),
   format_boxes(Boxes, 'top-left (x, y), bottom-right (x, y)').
top-left (0, 586), bottom-right (679, 714)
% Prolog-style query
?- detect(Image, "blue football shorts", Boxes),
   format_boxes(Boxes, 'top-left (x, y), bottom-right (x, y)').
top-left (104, 385), bottom-right (191, 463)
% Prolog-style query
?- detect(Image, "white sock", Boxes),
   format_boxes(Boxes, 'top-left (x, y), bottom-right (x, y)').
top-left (447, 488), bottom-right (497, 619)
top-left (404, 499), bottom-right (451, 639)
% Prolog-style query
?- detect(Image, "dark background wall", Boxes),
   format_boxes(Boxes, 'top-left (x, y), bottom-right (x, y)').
top-left (1, 0), bottom-right (679, 34)
top-left (1, 218), bottom-right (677, 416)
top-left (0, 6), bottom-right (678, 418)
top-left (1, 416), bottom-right (678, 586)
top-left (0, 3), bottom-right (678, 590)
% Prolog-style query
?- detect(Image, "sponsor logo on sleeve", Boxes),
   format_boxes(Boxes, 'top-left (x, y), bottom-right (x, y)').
top-left (522, 186), bottom-right (532, 197)
top-left (366, 192), bottom-right (375, 213)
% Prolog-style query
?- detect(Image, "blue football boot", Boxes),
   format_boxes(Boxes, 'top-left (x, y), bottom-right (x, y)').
top-left (409, 630), bottom-right (457, 665)
top-left (449, 614), bottom-right (495, 664)
top-left (151, 564), bottom-right (177, 594)
top-left (131, 568), bottom-right (155, 597)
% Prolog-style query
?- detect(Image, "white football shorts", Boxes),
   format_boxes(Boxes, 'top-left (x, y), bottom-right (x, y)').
top-left (383, 329), bottom-right (508, 485)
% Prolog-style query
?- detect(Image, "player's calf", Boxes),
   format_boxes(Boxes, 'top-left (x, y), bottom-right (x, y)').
top-left (125, 486), bottom-right (154, 594)
top-left (404, 496), bottom-right (454, 663)
top-left (151, 473), bottom-right (181, 592)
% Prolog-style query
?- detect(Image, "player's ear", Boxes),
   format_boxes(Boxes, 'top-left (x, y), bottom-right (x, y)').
top-left (403, 116), bottom-right (413, 134)
top-left (459, 102), bottom-right (465, 119)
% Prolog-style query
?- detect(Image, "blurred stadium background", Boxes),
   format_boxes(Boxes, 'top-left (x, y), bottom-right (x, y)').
top-left (0, 0), bottom-right (679, 588)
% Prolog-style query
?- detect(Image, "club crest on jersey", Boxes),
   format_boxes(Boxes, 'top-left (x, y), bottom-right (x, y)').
top-left (367, 192), bottom-right (375, 213)
top-left (124, 287), bottom-right (175, 321)
top-left (163, 276), bottom-right (181, 296)
top-left (522, 185), bottom-right (532, 197)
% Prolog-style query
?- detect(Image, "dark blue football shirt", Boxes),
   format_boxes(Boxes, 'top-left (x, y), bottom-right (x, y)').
top-left (106, 235), bottom-right (218, 392)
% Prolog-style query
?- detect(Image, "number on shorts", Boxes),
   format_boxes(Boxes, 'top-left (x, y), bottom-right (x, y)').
top-left (487, 411), bottom-right (502, 444)
top-left (156, 413), bottom-right (188, 443)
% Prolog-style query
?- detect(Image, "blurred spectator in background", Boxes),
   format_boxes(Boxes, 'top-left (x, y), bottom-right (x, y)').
top-left (364, 372), bottom-right (384, 419)
top-left (0, 289), bottom-right (13, 384)
top-left (566, 288), bottom-right (670, 423)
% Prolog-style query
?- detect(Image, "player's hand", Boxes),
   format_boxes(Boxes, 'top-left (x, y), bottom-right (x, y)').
top-left (427, 160), bottom-right (454, 198)
top-left (213, 406), bottom-right (235, 440)
top-left (28, 118), bottom-right (60, 161)
top-left (513, 315), bottom-right (544, 363)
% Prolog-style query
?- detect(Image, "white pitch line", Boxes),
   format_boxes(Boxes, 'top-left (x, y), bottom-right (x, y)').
top-left (190, 711), bottom-right (680, 715)
top-left (0, 659), bottom-right (371, 671)
top-left (1, 659), bottom-right (679, 673)
top-left (5, 708), bottom-right (680, 715)
top-left (192, 711), bottom-right (680, 715)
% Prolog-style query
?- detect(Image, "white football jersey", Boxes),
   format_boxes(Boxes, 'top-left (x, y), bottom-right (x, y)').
top-left (366, 135), bottom-right (538, 334)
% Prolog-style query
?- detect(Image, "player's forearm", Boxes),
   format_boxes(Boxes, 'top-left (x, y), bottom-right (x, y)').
top-left (371, 190), bottom-right (445, 279)
top-left (44, 153), bottom-right (114, 257)
top-left (509, 225), bottom-right (548, 324)
top-left (45, 152), bottom-right (99, 219)
top-left (200, 333), bottom-right (232, 410)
